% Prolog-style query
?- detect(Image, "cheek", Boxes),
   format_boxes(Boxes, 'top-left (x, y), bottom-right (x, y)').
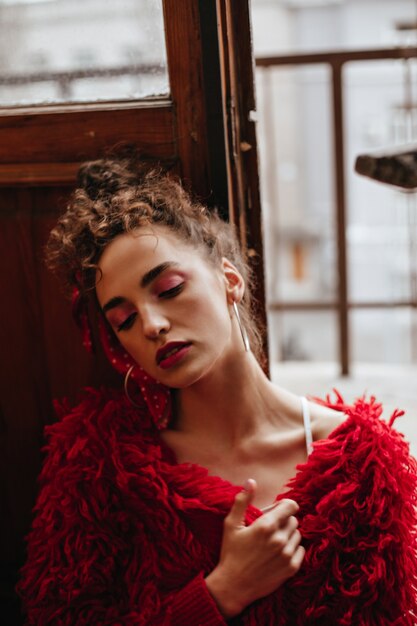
top-left (119, 338), bottom-right (156, 375)
top-left (191, 289), bottom-right (231, 336)
top-left (108, 323), bottom-right (146, 361)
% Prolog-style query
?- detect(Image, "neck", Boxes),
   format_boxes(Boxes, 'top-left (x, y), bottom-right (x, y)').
top-left (171, 350), bottom-right (279, 447)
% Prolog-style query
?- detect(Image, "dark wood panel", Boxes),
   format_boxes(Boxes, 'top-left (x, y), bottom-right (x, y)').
top-left (32, 186), bottom-right (121, 403)
top-left (0, 103), bottom-right (175, 164)
top-left (0, 159), bottom-right (182, 188)
top-left (0, 186), bottom-right (123, 623)
top-left (163, 0), bottom-right (211, 197)
top-left (0, 190), bottom-right (48, 624)
top-left (232, 2), bottom-right (268, 368)
top-left (32, 187), bottom-right (94, 403)
top-left (0, 185), bottom-right (124, 542)
top-left (217, 0), bottom-right (268, 368)
top-left (0, 163), bottom-right (79, 186)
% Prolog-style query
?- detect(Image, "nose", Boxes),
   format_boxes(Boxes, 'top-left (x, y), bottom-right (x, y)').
top-left (140, 304), bottom-right (170, 339)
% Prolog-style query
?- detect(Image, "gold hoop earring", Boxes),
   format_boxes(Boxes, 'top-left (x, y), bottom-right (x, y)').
top-left (124, 365), bottom-right (142, 409)
top-left (233, 301), bottom-right (250, 352)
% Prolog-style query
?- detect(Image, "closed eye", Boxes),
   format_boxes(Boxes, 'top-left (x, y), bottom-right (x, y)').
top-left (159, 283), bottom-right (184, 298)
top-left (117, 312), bottom-right (137, 332)
top-left (116, 283), bottom-right (184, 331)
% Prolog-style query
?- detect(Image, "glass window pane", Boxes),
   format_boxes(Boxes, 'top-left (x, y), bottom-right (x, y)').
top-left (351, 309), bottom-right (417, 365)
top-left (344, 59), bottom-right (417, 304)
top-left (0, 0), bottom-right (169, 106)
top-left (256, 64), bottom-right (336, 305)
top-left (268, 309), bottom-right (338, 364)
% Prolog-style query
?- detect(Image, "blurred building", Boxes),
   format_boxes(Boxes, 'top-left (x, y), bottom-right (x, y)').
top-left (0, 0), bottom-right (168, 104)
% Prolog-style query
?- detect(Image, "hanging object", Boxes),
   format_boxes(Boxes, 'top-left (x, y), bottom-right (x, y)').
top-left (354, 143), bottom-right (417, 189)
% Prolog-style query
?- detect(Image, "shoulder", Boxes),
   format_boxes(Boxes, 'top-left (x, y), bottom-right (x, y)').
top-left (270, 384), bottom-right (347, 441)
top-left (291, 394), bottom-right (417, 621)
top-left (307, 391), bottom-right (414, 461)
top-left (48, 387), bottom-right (150, 439)
top-left (41, 387), bottom-right (155, 476)
top-left (293, 392), bottom-right (417, 505)
top-left (36, 388), bottom-right (166, 512)
top-left (307, 400), bottom-right (347, 442)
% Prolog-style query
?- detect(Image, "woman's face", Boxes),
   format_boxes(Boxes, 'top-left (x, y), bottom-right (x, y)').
top-left (95, 225), bottom-right (244, 388)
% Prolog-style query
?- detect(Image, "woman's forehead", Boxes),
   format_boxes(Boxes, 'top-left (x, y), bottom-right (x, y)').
top-left (95, 226), bottom-right (215, 294)
top-left (98, 226), bottom-right (190, 267)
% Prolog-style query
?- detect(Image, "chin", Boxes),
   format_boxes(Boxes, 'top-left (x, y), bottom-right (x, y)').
top-left (159, 369), bottom-right (204, 390)
top-left (159, 355), bottom-right (218, 389)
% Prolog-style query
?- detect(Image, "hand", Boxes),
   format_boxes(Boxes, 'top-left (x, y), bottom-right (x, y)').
top-left (205, 479), bottom-right (305, 618)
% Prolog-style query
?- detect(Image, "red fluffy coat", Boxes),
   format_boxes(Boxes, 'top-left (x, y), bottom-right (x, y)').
top-left (17, 389), bottom-right (417, 625)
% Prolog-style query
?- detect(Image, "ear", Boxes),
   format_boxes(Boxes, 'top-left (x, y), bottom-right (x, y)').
top-left (221, 257), bottom-right (245, 305)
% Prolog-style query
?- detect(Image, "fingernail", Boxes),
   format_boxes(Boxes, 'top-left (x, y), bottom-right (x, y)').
top-left (244, 478), bottom-right (255, 491)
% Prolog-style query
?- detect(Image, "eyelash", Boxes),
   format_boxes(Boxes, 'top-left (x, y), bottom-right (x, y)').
top-left (116, 283), bottom-right (185, 332)
top-left (158, 283), bottom-right (184, 299)
top-left (117, 314), bottom-right (137, 332)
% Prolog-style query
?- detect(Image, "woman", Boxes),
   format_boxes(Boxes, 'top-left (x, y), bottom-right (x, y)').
top-left (18, 157), bottom-right (417, 625)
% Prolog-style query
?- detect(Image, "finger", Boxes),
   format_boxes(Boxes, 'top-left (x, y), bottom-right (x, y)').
top-left (281, 515), bottom-right (298, 538)
top-left (289, 545), bottom-right (305, 573)
top-left (226, 478), bottom-right (257, 528)
top-left (264, 498), bottom-right (299, 526)
top-left (282, 528), bottom-right (302, 556)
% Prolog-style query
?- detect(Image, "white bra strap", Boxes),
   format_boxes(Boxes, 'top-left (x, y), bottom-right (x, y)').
top-left (301, 396), bottom-right (313, 456)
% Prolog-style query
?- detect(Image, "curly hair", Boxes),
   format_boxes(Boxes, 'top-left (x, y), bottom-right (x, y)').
top-left (46, 156), bottom-right (265, 364)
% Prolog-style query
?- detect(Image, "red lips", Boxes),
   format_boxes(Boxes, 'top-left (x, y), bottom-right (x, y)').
top-left (156, 342), bottom-right (191, 365)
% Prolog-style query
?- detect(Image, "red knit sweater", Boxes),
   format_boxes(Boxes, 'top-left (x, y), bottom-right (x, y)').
top-left (17, 389), bottom-right (417, 625)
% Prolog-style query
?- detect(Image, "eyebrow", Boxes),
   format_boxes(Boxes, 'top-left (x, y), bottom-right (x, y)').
top-left (102, 261), bottom-right (181, 314)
